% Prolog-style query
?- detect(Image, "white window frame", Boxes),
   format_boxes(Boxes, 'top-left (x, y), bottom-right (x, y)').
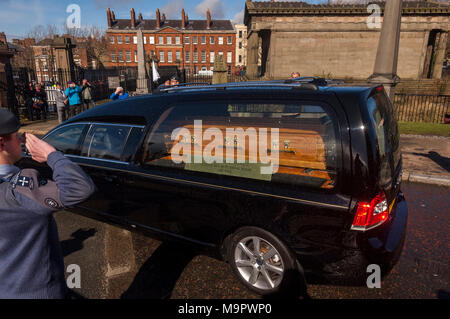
top-left (227, 51), bottom-right (232, 63)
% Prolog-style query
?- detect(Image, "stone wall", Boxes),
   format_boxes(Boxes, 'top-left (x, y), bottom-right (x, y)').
top-left (249, 14), bottom-right (449, 80)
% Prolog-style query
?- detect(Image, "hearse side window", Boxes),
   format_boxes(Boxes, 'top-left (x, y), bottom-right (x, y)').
top-left (43, 124), bottom-right (87, 155)
top-left (367, 91), bottom-right (400, 185)
top-left (81, 124), bottom-right (131, 161)
top-left (142, 102), bottom-right (338, 189)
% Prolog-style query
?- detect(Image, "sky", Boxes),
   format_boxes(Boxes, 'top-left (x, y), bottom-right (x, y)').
top-left (0, 0), bottom-right (332, 39)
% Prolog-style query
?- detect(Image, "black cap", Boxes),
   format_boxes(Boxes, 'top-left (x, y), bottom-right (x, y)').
top-left (0, 108), bottom-right (20, 136)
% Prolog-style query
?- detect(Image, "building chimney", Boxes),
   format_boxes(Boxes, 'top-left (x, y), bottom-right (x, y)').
top-left (206, 9), bottom-right (211, 29)
top-left (131, 8), bottom-right (136, 28)
top-left (156, 8), bottom-right (160, 28)
top-left (107, 8), bottom-right (112, 28)
top-left (138, 13), bottom-right (143, 21)
top-left (181, 9), bottom-right (186, 29)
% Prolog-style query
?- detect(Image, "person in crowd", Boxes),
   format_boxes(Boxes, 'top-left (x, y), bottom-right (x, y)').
top-left (25, 82), bottom-right (36, 121)
top-left (32, 83), bottom-right (47, 120)
top-left (81, 79), bottom-right (95, 111)
top-left (64, 81), bottom-right (82, 117)
top-left (0, 109), bottom-right (96, 298)
top-left (54, 83), bottom-right (67, 124)
top-left (110, 87), bottom-right (129, 101)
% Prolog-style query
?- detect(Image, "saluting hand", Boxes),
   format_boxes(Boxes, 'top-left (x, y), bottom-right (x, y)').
top-left (25, 133), bottom-right (56, 163)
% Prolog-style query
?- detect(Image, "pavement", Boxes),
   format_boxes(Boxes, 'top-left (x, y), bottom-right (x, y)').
top-left (18, 118), bottom-right (450, 186)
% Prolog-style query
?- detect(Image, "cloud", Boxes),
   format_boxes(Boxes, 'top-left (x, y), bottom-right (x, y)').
top-left (93, 0), bottom-right (135, 9)
top-left (195, 0), bottom-right (225, 19)
top-left (160, 0), bottom-right (185, 19)
top-left (232, 10), bottom-right (244, 24)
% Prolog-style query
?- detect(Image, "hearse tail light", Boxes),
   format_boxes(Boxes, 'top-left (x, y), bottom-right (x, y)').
top-left (351, 192), bottom-right (389, 231)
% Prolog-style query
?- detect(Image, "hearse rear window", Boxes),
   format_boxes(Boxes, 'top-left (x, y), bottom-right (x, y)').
top-left (142, 102), bottom-right (338, 189)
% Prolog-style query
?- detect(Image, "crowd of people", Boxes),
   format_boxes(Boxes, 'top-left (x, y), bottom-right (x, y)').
top-left (24, 79), bottom-right (96, 124)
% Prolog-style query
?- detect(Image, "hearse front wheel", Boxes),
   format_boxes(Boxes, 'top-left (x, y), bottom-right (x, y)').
top-left (227, 226), bottom-right (306, 298)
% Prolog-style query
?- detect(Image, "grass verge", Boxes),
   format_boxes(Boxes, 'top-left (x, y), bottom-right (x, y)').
top-left (398, 122), bottom-right (450, 137)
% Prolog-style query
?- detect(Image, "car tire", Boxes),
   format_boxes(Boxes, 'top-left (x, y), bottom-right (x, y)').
top-left (226, 226), bottom-right (306, 298)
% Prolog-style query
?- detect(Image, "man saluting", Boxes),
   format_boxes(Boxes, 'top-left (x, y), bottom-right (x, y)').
top-left (0, 108), bottom-right (96, 299)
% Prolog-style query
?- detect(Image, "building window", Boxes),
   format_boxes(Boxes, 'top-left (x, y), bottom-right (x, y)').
top-left (168, 51), bottom-right (173, 63)
top-left (176, 51), bottom-right (181, 61)
top-left (118, 51), bottom-right (124, 62)
top-left (201, 36), bottom-right (206, 44)
top-left (109, 36), bottom-right (115, 44)
top-left (210, 36), bottom-right (214, 44)
top-left (185, 36), bottom-right (190, 44)
top-left (111, 52), bottom-right (116, 62)
top-left (126, 50), bottom-right (131, 62)
top-left (117, 36), bottom-right (122, 44)
top-left (149, 36), bottom-right (154, 44)
top-left (125, 36), bottom-right (130, 44)
top-left (185, 51), bottom-right (190, 63)
top-left (193, 36), bottom-right (198, 45)
top-left (218, 37), bottom-right (223, 45)
top-left (167, 36), bottom-right (172, 45)
top-left (227, 51), bottom-right (232, 63)
top-left (193, 50), bottom-right (198, 63)
top-left (133, 36), bottom-right (137, 44)
top-left (210, 51), bottom-right (215, 63)
top-left (239, 30), bottom-right (242, 38)
top-left (159, 51), bottom-right (165, 62)
top-left (159, 36), bottom-right (164, 44)
top-left (227, 36), bottom-right (232, 45)
top-left (175, 36), bottom-right (180, 45)
top-left (201, 51), bottom-right (206, 63)
top-left (239, 42), bottom-right (242, 49)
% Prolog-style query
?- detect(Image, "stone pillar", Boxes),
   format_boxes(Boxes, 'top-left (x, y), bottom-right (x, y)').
top-left (136, 29), bottom-right (150, 94)
top-left (52, 36), bottom-right (76, 85)
top-left (432, 32), bottom-right (448, 79)
top-left (418, 31), bottom-right (430, 78)
top-left (246, 30), bottom-right (259, 79)
top-left (212, 54), bottom-right (228, 84)
top-left (368, 0), bottom-right (402, 102)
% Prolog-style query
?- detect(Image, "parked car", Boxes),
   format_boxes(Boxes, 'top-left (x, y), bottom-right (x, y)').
top-left (19, 78), bottom-right (407, 297)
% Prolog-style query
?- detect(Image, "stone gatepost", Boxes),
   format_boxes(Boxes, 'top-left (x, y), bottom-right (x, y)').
top-left (368, 0), bottom-right (403, 102)
top-left (212, 54), bottom-right (228, 84)
top-left (136, 29), bottom-right (150, 94)
top-left (52, 36), bottom-right (76, 85)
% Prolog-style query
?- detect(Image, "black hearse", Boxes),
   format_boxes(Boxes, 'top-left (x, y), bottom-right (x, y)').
top-left (21, 78), bottom-right (407, 296)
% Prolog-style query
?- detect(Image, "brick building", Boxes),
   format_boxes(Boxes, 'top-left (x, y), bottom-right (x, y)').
top-left (106, 8), bottom-right (237, 75)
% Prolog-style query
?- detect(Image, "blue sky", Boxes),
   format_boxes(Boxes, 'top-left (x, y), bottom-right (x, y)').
top-left (0, 0), bottom-right (329, 39)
